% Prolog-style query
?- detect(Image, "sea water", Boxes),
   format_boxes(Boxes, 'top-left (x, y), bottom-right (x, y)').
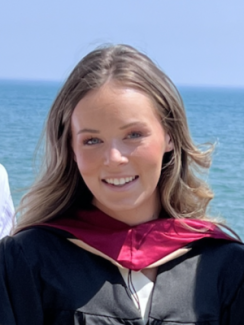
top-left (0, 80), bottom-right (243, 238)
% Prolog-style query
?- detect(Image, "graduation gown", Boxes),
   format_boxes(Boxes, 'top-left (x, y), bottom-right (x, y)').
top-left (0, 227), bottom-right (244, 325)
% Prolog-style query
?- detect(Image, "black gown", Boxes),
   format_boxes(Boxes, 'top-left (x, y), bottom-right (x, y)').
top-left (0, 227), bottom-right (244, 325)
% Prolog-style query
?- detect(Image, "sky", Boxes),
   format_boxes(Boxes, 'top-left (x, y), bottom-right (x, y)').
top-left (0, 0), bottom-right (244, 87)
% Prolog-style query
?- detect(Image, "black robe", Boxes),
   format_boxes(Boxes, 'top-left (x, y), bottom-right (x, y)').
top-left (0, 227), bottom-right (244, 325)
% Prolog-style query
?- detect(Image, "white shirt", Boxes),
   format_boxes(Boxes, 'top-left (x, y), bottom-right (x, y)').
top-left (119, 268), bottom-right (154, 324)
top-left (0, 164), bottom-right (14, 239)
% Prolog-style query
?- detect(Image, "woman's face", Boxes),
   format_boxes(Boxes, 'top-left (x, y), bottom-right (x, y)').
top-left (71, 82), bottom-right (173, 224)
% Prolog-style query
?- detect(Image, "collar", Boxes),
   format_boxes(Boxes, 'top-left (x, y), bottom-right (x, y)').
top-left (38, 207), bottom-right (237, 271)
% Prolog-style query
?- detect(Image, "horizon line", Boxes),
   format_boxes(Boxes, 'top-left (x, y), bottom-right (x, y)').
top-left (0, 77), bottom-right (244, 90)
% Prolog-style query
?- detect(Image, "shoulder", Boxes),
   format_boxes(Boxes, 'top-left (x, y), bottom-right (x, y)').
top-left (191, 238), bottom-right (244, 271)
top-left (0, 227), bottom-right (71, 265)
top-left (193, 237), bottom-right (244, 261)
top-left (1, 227), bottom-right (55, 247)
top-left (188, 238), bottom-right (244, 288)
top-left (191, 238), bottom-right (244, 305)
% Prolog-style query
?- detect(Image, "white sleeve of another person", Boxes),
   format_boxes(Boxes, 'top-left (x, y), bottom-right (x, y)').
top-left (0, 164), bottom-right (15, 239)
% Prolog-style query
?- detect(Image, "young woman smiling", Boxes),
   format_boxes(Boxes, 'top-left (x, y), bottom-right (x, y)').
top-left (0, 45), bottom-right (243, 325)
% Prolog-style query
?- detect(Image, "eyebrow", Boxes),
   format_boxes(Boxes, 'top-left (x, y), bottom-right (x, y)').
top-left (77, 128), bottom-right (100, 134)
top-left (77, 122), bottom-right (145, 134)
top-left (119, 122), bottom-right (145, 130)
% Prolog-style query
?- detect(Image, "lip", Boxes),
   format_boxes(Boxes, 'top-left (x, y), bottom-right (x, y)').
top-left (101, 176), bottom-right (139, 191)
top-left (102, 175), bottom-right (138, 181)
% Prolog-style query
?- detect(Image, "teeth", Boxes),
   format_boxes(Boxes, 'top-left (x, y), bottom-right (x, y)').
top-left (105, 176), bottom-right (136, 186)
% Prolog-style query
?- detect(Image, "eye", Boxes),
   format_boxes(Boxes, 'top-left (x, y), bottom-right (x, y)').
top-left (83, 137), bottom-right (102, 145)
top-left (126, 131), bottom-right (142, 139)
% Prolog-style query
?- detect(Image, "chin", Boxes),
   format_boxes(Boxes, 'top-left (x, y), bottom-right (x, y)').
top-left (94, 193), bottom-right (153, 214)
top-left (97, 201), bottom-right (138, 213)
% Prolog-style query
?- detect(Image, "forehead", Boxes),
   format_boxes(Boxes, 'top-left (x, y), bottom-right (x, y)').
top-left (71, 82), bottom-right (160, 123)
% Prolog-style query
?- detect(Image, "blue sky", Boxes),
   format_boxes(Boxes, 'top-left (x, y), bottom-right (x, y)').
top-left (1, 0), bottom-right (244, 87)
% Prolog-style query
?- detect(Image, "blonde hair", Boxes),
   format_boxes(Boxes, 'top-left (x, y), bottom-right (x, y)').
top-left (14, 44), bottom-right (216, 233)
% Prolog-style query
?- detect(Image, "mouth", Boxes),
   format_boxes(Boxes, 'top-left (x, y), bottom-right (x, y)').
top-left (102, 176), bottom-right (139, 187)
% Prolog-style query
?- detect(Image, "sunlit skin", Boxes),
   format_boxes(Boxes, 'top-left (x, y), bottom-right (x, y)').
top-left (71, 82), bottom-right (173, 226)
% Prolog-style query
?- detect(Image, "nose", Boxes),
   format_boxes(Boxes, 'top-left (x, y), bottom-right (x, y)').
top-left (104, 143), bottom-right (128, 166)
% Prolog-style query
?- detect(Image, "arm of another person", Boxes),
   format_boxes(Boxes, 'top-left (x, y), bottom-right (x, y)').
top-left (0, 164), bottom-right (15, 239)
top-left (0, 236), bottom-right (44, 325)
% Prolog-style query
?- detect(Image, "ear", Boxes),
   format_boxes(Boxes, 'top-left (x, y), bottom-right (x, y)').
top-left (165, 133), bottom-right (174, 152)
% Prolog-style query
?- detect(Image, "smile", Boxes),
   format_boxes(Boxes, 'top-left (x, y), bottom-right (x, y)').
top-left (103, 176), bottom-right (138, 186)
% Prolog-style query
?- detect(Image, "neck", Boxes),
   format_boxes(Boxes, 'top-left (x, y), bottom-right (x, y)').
top-left (92, 193), bottom-right (161, 226)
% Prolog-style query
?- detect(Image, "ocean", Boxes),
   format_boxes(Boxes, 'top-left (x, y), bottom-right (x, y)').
top-left (0, 80), bottom-right (243, 238)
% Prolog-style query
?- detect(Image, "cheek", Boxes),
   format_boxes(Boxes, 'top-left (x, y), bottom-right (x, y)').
top-left (133, 142), bottom-right (164, 168)
top-left (75, 150), bottom-right (101, 176)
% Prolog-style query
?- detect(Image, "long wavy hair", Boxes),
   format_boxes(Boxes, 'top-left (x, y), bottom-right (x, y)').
top-left (14, 44), bottom-right (218, 233)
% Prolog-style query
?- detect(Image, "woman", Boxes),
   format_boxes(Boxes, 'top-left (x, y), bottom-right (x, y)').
top-left (0, 45), bottom-right (243, 325)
